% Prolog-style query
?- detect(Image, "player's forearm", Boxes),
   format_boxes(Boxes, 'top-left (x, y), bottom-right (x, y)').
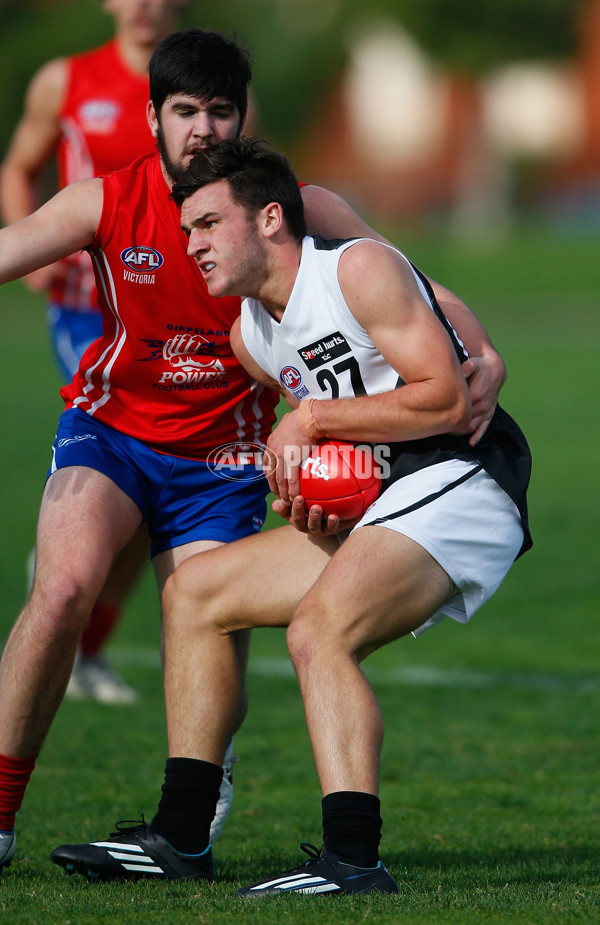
top-left (436, 288), bottom-right (507, 398)
top-left (299, 384), bottom-right (471, 445)
top-left (434, 285), bottom-right (497, 357)
top-left (0, 161), bottom-right (37, 226)
top-left (0, 227), bottom-right (48, 283)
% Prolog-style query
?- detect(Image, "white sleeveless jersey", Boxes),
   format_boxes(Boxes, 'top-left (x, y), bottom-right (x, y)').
top-left (240, 235), bottom-right (460, 403)
top-left (240, 235), bottom-right (532, 557)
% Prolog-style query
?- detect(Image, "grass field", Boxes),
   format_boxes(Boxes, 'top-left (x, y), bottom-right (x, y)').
top-left (0, 224), bottom-right (599, 923)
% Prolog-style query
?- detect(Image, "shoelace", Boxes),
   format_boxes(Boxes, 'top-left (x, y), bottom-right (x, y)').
top-left (299, 842), bottom-right (324, 864)
top-left (109, 815), bottom-right (148, 839)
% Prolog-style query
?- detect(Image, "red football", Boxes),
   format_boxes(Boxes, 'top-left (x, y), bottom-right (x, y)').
top-left (299, 439), bottom-right (382, 520)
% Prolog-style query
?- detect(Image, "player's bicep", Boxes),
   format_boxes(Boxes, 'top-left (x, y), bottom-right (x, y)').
top-left (301, 185), bottom-right (389, 244)
top-left (338, 243), bottom-right (464, 384)
top-left (371, 305), bottom-right (463, 388)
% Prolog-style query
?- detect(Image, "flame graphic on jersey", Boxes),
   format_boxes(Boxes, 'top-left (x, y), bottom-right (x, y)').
top-left (140, 334), bottom-right (228, 384)
top-left (163, 334), bottom-right (225, 372)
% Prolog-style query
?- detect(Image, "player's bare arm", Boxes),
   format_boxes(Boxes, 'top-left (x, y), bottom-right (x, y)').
top-left (301, 184), bottom-right (496, 356)
top-left (0, 58), bottom-right (70, 291)
top-left (338, 243), bottom-right (471, 439)
top-left (432, 277), bottom-right (507, 445)
top-left (301, 185), bottom-right (390, 246)
top-left (230, 316), bottom-right (283, 395)
top-left (265, 241), bottom-right (470, 513)
top-left (0, 58), bottom-right (67, 222)
top-left (0, 178), bottom-right (102, 284)
top-left (269, 241), bottom-right (470, 449)
top-left (231, 316), bottom-right (312, 510)
top-left (301, 183), bottom-right (504, 442)
top-left (232, 317), bottom-right (332, 529)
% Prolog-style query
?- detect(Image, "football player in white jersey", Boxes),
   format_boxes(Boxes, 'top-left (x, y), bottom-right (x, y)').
top-left (110, 137), bottom-right (530, 897)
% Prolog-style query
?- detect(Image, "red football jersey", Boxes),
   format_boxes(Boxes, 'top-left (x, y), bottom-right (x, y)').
top-left (60, 153), bottom-right (277, 459)
top-left (53, 40), bottom-right (155, 309)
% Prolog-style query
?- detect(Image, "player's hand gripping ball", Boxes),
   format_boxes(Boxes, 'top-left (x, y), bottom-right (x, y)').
top-left (299, 440), bottom-right (381, 520)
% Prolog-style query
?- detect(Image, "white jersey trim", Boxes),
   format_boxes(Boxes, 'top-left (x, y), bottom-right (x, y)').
top-left (73, 249), bottom-right (126, 415)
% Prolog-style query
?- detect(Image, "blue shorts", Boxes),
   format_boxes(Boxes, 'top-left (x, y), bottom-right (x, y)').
top-left (47, 304), bottom-right (103, 382)
top-left (49, 408), bottom-right (268, 557)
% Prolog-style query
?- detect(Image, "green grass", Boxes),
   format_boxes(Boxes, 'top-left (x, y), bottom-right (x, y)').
top-left (0, 225), bottom-right (599, 923)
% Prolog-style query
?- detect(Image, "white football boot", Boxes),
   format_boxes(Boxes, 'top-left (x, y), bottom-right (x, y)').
top-left (66, 655), bottom-right (139, 705)
top-left (209, 739), bottom-right (237, 843)
top-left (0, 831), bottom-right (16, 871)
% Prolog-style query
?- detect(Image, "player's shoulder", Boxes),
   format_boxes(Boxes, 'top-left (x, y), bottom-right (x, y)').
top-left (61, 175), bottom-right (104, 208)
top-left (338, 237), bottom-right (401, 277)
top-left (26, 57), bottom-right (69, 110)
top-left (336, 239), bottom-right (414, 313)
top-left (307, 234), bottom-right (402, 284)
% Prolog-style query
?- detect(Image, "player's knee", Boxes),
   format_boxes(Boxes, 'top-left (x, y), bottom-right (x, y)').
top-left (162, 563), bottom-right (198, 624)
top-left (27, 573), bottom-right (95, 636)
top-left (286, 598), bottom-right (335, 671)
top-left (162, 555), bottom-right (223, 630)
top-left (287, 590), bottom-right (374, 673)
top-left (286, 617), bottom-right (312, 673)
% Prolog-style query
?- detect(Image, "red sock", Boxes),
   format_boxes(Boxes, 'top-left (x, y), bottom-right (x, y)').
top-left (0, 753), bottom-right (37, 831)
top-left (79, 602), bottom-right (120, 657)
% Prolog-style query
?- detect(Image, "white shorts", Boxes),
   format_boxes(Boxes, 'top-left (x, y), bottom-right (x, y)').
top-left (353, 459), bottom-right (524, 636)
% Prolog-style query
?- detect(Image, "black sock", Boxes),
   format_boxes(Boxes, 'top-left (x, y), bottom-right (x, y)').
top-left (149, 757), bottom-right (223, 854)
top-left (322, 790), bottom-right (382, 868)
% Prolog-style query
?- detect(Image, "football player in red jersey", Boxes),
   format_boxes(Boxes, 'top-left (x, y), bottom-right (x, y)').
top-left (0, 0), bottom-right (187, 705)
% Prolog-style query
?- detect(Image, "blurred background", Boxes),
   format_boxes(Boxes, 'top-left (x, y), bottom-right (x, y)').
top-left (0, 0), bottom-right (599, 233)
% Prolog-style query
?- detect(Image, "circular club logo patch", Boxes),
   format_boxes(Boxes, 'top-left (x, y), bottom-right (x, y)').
top-left (120, 245), bottom-right (164, 273)
top-left (280, 366), bottom-right (302, 391)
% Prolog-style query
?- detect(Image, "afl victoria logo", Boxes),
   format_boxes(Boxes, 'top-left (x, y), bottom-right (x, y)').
top-left (280, 366), bottom-right (302, 390)
top-left (120, 246), bottom-right (164, 272)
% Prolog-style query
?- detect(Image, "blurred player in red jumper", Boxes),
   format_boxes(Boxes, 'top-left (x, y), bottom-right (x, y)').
top-left (0, 0), bottom-right (187, 704)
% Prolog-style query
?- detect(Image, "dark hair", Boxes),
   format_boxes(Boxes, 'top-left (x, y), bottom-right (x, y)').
top-left (149, 29), bottom-right (251, 126)
top-left (171, 137), bottom-right (307, 241)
